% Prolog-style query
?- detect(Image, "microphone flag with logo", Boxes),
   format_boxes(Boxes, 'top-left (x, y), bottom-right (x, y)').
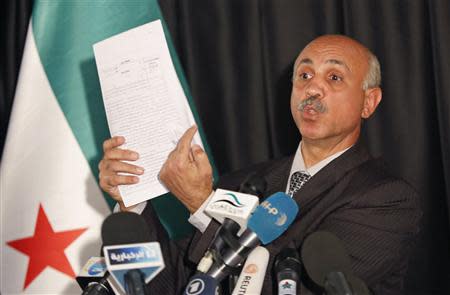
top-left (205, 189), bottom-right (259, 236)
top-left (103, 242), bottom-right (165, 294)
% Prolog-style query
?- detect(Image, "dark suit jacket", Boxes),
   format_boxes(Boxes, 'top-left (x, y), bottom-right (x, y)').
top-left (143, 142), bottom-right (421, 295)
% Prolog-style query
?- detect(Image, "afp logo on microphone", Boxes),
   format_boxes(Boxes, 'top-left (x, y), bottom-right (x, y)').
top-left (248, 192), bottom-right (299, 241)
top-left (260, 200), bottom-right (288, 226)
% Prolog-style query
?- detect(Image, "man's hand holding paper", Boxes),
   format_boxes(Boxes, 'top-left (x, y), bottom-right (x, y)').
top-left (159, 125), bottom-right (213, 213)
top-left (99, 126), bottom-right (213, 213)
top-left (98, 136), bottom-right (143, 211)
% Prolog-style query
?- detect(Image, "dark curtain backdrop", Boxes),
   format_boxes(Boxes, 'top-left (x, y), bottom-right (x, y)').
top-left (1, 0), bottom-right (449, 294)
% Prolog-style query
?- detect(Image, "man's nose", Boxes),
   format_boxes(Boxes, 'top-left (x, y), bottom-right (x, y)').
top-left (305, 78), bottom-right (325, 99)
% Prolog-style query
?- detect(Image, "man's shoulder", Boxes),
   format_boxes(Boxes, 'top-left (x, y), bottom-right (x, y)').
top-left (346, 156), bottom-right (421, 208)
top-left (335, 142), bottom-right (417, 194)
top-left (356, 156), bottom-right (416, 190)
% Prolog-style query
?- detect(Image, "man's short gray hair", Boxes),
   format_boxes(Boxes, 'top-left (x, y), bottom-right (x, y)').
top-left (362, 51), bottom-right (381, 90)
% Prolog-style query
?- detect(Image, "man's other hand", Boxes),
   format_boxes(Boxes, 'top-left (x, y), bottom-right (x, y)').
top-left (159, 125), bottom-right (213, 213)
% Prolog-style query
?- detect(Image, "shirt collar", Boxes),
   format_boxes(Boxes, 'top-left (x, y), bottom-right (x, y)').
top-left (289, 141), bottom-right (352, 177)
top-left (286, 141), bottom-right (351, 194)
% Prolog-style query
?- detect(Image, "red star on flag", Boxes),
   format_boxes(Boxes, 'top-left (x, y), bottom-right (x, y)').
top-left (6, 204), bottom-right (88, 290)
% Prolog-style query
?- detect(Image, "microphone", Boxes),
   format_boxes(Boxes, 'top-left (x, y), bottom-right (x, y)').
top-left (77, 211), bottom-right (155, 295)
top-left (76, 257), bottom-right (111, 295)
top-left (238, 172), bottom-right (267, 198)
top-left (274, 247), bottom-right (302, 295)
top-left (182, 273), bottom-right (219, 295)
top-left (197, 174), bottom-right (267, 273)
top-left (205, 172), bottom-right (267, 236)
top-left (205, 189), bottom-right (259, 236)
top-left (206, 192), bottom-right (299, 282)
top-left (301, 231), bottom-right (370, 295)
top-left (102, 212), bottom-right (165, 295)
top-left (231, 246), bottom-right (269, 295)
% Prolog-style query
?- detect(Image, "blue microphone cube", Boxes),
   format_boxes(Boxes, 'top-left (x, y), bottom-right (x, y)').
top-left (247, 192), bottom-right (299, 244)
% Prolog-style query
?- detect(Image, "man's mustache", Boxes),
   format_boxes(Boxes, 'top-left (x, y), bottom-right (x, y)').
top-left (297, 94), bottom-right (327, 113)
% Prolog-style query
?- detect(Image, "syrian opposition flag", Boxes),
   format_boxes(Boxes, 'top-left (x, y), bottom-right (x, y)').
top-left (0, 1), bottom-right (199, 293)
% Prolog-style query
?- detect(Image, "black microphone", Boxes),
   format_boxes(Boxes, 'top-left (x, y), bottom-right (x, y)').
top-left (197, 174), bottom-right (268, 273)
top-left (77, 211), bottom-right (153, 295)
top-left (274, 247), bottom-right (302, 295)
top-left (101, 211), bottom-right (152, 247)
top-left (101, 211), bottom-right (155, 295)
top-left (76, 257), bottom-right (112, 295)
top-left (301, 231), bottom-right (370, 295)
top-left (190, 174), bottom-right (268, 294)
top-left (238, 172), bottom-right (268, 197)
top-left (224, 173), bottom-right (268, 292)
top-left (82, 279), bottom-right (110, 295)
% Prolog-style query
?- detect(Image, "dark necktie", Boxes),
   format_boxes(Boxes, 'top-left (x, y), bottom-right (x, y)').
top-left (288, 171), bottom-right (311, 196)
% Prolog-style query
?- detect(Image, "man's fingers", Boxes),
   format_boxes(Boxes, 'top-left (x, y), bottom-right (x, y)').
top-left (104, 174), bottom-right (139, 187)
top-left (101, 160), bottom-right (144, 175)
top-left (104, 148), bottom-right (139, 161)
top-left (188, 149), bottom-right (195, 163)
top-left (176, 125), bottom-right (198, 155)
top-left (103, 136), bottom-right (125, 152)
top-left (191, 144), bottom-right (212, 174)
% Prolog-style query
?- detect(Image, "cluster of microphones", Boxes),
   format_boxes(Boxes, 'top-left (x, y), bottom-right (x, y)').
top-left (77, 174), bottom-right (370, 295)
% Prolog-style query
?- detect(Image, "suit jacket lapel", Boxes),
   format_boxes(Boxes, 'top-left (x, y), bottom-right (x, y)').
top-left (293, 141), bottom-right (371, 210)
top-left (262, 156), bottom-right (293, 197)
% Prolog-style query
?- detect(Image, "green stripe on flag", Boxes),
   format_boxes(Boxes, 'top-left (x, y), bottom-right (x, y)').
top-left (32, 0), bottom-right (217, 239)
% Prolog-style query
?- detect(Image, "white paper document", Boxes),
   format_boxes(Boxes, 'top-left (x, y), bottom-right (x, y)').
top-left (93, 20), bottom-right (204, 206)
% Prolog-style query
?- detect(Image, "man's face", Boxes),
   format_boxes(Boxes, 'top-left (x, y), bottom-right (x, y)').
top-left (290, 37), bottom-right (371, 144)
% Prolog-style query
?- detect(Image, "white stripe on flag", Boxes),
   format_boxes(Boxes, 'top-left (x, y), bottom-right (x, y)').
top-left (1, 23), bottom-right (110, 294)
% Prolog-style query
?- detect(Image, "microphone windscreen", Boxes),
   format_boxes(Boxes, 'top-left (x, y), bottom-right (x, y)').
top-left (301, 231), bottom-right (352, 286)
top-left (348, 274), bottom-right (371, 294)
top-left (239, 173), bottom-right (267, 197)
top-left (274, 247), bottom-right (301, 274)
top-left (101, 211), bottom-right (152, 246)
top-left (247, 192), bottom-right (299, 244)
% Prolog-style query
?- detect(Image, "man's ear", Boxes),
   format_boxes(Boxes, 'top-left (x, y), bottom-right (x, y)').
top-left (361, 87), bottom-right (382, 119)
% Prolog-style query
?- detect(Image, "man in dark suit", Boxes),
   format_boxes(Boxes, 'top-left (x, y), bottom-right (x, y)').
top-left (98, 35), bottom-right (421, 294)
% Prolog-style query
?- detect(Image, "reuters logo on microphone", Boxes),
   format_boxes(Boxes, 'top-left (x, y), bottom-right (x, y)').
top-left (244, 264), bottom-right (258, 274)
